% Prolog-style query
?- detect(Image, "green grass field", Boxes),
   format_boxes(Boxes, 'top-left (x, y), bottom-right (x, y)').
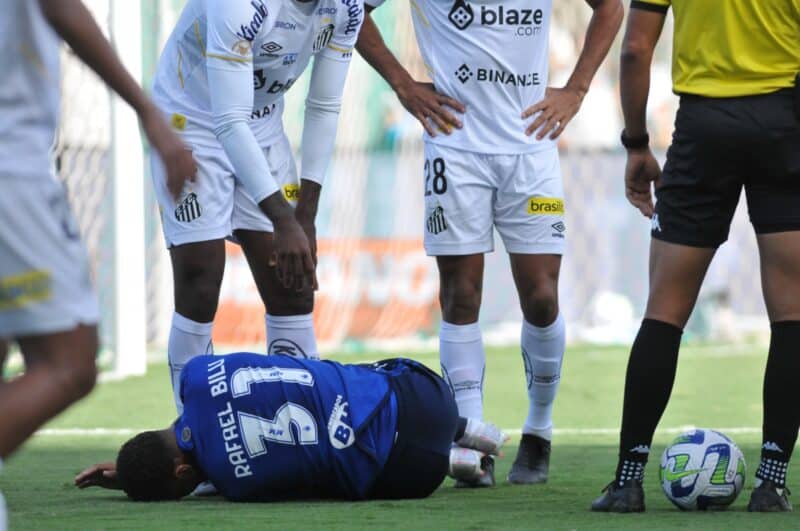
top-left (3, 343), bottom-right (798, 530)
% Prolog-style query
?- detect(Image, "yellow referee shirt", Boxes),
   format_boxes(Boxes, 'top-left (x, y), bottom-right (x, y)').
top-left (632, 0), bottom-right (800, 97)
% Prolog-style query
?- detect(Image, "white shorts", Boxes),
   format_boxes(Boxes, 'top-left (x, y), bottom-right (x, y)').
top-left (153, 133), bottom-right (299, 248)
top-left (0, 177), bottom-right (99, 338)
top-left (422, 143), bottom-right (566, 256)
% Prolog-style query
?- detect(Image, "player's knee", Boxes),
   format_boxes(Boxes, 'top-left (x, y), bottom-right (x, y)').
top-left (439, 278), bottom-right (481, 323)
top-left (520, 284), bottom-right (558, 326)
top-left (174, 266), bottom-right (223, 320)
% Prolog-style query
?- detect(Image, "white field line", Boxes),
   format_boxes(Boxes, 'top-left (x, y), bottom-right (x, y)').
top-left (35, 426), bottom-right (762, 438)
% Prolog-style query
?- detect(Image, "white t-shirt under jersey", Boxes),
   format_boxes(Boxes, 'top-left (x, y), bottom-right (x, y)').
top-left (0, 0), bottom-right (61, 179)
top-left (368, 0), bottom-right (555, 154)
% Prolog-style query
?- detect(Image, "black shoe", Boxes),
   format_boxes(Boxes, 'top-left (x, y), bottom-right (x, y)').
top-left (454, 455), bottom-right (495, 488)
top-left (747, 481), bottom-right (793, 512)
top-left (507, 434), bottom-right (551, 485)
top-left (590, 480), bottom-right (645, 513)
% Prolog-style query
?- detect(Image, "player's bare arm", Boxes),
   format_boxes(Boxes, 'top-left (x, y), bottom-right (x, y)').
top-left (619, 7), bottom-right (667, 218)
top-left (523, 0), bottom-right (623, 140)
top-left (356, 6), bottom-right (465, 137)
top-left (38, 0), bottom-right (196, 200)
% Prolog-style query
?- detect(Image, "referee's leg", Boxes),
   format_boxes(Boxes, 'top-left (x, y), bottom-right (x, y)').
top-left (749, 232), bottom-right (800, 509)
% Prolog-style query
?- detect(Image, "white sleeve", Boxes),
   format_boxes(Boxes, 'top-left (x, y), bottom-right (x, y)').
top-left (299, 55), bottom-right (351, 185)
top-left (205, 0), bottom-right (279, 204)
top-left (299, 7), bottom-right (362, 185)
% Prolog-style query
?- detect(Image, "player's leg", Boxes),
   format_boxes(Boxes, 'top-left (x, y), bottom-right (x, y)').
top-left (0, 177), bottom-right (100, 458)
top-left (0, 325), bottom-right (98, 457)
top-left (491, 147), bottom-right (566, 485)
top-left (506, 253), bottom-right (563, 484)
top-left (167, 240), bottom-right (224, 411)
top-left (232, 135), bottom-right (318, 359)
top-left (235, 229), bottom-right (317, 358)
top-left (422, 143), bottom-right (495, 487)
top-left (153, 148), bottom-right (232, 413)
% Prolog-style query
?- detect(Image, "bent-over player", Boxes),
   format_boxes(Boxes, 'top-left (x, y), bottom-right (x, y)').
top-left (152, 0), bottom-right (366, 413)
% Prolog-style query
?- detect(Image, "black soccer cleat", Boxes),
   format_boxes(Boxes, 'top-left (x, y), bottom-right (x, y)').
top-left (747, 481), bottom-right (793, 512)
top-left (454, 455), bottom-right (495, 488)
top-left (590, 479), bottom-right (645, 513)
top-left (507, 434), bottom-right (551, 485)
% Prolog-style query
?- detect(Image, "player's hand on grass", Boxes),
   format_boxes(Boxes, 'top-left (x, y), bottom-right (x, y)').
top-left (75, 462), bottom-right (120, 490)
top-left (523, 85), bottom-right (585, 140)
top-left (140, 105), bottom-right (197, 200)
top-left (395, 80), bottom-right (465, 137)
top-left (272, 216), bottom-right (318, 292)
top-left (624, 148), bottom-right (662, 218)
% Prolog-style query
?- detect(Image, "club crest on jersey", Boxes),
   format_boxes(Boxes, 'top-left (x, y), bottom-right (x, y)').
top-left (313, 24), bottom-right (335, 53)
top-left (327, 395), bottom-right (355, 450)
top-left (175, 193), bottom-right (202, 223)
top-left (448, 0), bottom-right (474, 30)
top-left (236, 1), bottom-right (269, 42)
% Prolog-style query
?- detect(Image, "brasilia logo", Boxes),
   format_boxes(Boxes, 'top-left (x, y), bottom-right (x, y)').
top-left (448, 0), bottom-right (474, 30)
top-left (454, 63), bottom-right (473, 84)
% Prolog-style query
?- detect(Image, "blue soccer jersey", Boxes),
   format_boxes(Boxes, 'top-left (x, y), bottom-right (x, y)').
top-left (173, 353), bottom-right (398, 501)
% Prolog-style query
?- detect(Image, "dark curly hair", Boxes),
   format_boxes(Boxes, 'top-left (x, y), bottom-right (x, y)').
top-left (116, 431), bottom-right (180, 501)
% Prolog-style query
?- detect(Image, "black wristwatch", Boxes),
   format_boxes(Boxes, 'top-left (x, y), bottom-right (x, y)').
top-left (620, 130), bottom-right (650, 150)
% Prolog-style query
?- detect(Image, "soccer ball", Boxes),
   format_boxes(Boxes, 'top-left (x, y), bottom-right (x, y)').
top-left (659, 429), bottom-right (746, 510)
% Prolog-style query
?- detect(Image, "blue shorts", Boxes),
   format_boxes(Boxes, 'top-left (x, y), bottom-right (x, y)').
top-left (367, 358), bottom-right (459, 499)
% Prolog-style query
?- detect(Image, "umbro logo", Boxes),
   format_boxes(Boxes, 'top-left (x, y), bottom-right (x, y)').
top-left (175, 192), bottom-right (201, 223)
top-left (427, 205), bottom-right (448, 235)
top-left (454, 64), bottom-right (473, 84)
top-left (260, 41), bottom-right (283, 55)
top-left (551, 221), bottom-right (566, 238)
top-left (448, 0), bottom-right (474, 30)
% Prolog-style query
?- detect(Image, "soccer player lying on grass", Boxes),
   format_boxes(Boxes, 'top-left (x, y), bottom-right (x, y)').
top-left (75, 353), bottom-right (506, 501)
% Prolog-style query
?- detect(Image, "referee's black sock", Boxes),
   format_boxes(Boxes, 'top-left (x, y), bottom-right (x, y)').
top-left (757, 321), bottom-right (800, 489)
top-left (614, 319), bottom-right (683, 486)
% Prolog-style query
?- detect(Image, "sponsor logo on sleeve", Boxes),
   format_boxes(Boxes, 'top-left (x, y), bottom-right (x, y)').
top-left (327, 395), bottom-right (355, 450)
top-left (236, 0), bottom-right (270, 42)
top-left (170, 113), bottom-right (187, 131)
top-left (340, 0), bottom-right (364, 34)
top-left (527, 197), bottom-right (564, 215)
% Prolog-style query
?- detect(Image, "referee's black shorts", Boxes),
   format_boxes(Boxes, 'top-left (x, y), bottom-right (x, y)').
top-left (653, 88), bottom-right (800, 248)
top-left (368, 358), bottom-right (458, 499)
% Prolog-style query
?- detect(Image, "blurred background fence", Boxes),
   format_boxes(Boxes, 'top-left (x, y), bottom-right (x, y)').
top-left (56, 0), bottom-right (767, 371)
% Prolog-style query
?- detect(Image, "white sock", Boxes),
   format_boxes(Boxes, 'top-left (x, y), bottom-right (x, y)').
top-left (266, 313), bottom-right (319, 360)
top-left (440, 321), bottom-right (485, 420)
top-left (521, 313), bottom-right (566, 440)
top-left (168, 312), bottom-right (213, 414)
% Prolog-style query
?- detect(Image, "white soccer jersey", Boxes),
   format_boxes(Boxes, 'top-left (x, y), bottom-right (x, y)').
top-left (0, 0), bottom-right (60, 179)
top-left (368, 0), bottom-right (554, 154)
top-left (154, 0), bottom-right (361, 143)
